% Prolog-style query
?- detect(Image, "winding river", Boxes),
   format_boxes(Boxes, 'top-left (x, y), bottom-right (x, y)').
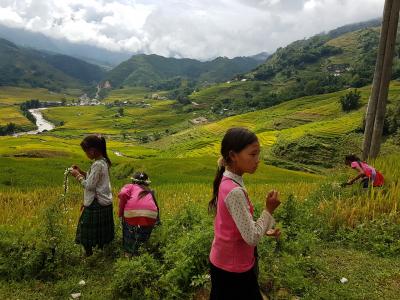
top-left (14, 108), bottom-right (55, 136)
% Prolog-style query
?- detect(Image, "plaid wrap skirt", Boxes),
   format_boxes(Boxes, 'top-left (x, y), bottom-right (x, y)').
top-left (75, 199), bottom-right (115, 248)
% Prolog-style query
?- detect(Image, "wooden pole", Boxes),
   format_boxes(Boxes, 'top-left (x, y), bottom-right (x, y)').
top-left (369, 0), bottom-right (400, 158)
top-left (362, 0), bottom-right (394, 160)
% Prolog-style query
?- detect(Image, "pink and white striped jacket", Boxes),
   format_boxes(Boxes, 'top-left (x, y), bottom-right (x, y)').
top-left (118, 184), bottom-right (158, 226)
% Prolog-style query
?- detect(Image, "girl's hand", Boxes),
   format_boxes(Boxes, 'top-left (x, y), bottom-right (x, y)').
top-left (72, 165), bottom-right (83, 174)
top-left (265, 190), bottom-right (281, 215)
top-left (70, 168), bottom-right (81, 178)
top-left (266, 228), bottom-right (281, 239)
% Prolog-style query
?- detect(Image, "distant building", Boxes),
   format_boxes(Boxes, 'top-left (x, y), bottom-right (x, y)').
top-left (190, 117), bottom-right (208, 125)
top-left (151, 93), bottom-right (168, 100)
top-left (327, 64), bottom-right (350, 76)
top-left (44, 101), bottom-right (63, 107)
top-left (78, 93), bottom-right (100, 106)
top-left (99, 81), bottom-right (112, 89)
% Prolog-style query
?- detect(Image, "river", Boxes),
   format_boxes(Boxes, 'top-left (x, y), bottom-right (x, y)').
top-left (13, 108), bottom-right (55, 137)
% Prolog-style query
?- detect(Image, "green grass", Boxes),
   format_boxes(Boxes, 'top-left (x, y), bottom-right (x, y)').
top-left (1, 81), bottom-right (400, 298)
top-left (326, 27), bottom-right (380, 65)
top-left (41, 100), bottom-right (192, 137)
top-left (0, 153), bottom-right (399, 299)
top-left (3, 81), bottom-right (399, 163)
top-left (0, 106), bottom-right (34, 128)
top-left (189, 80), bottom-right (274, 106)
top-left (147, 84), bottom-right (371, 157)
top-left (0, 86), bottom-right (77, 104)
top-left (103, 87), bottom-right (168, 103)
top-left (303, 246), bottom-right (400, 299)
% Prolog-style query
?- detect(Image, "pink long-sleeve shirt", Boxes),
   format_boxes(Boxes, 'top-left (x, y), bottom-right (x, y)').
top-left (118, 184), bottom-right (158, 226)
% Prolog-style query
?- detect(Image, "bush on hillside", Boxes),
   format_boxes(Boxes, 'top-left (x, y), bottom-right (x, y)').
top-left (360, 101), bottom-right (400, 136)
top-left (0, 197), bottom-right (77, 280)
top-left (384, 101), bottom-right (400, 135)
top-left (112, 253), bottom-right (162, 299)
top-left (339, 89), bottom-right (361, 112)
top-left (0, 122), bottom-right (23, 135)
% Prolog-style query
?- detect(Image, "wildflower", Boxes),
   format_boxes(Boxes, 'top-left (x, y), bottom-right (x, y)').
top-left (62, 167), bottom-right (73, 197)
top-left (71, 292), bottom-right (81, 299)
top-left (340, 277), bottom-right (348, 284)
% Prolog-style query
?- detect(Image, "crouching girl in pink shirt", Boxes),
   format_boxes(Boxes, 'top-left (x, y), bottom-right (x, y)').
top-left (344, 154), bottom-right (384, 188)
top-left (118, 172), bottom-right (160, 257)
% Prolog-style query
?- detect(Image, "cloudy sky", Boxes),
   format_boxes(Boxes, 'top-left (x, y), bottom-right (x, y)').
top-left (0, 0), bottom-right (384, 60)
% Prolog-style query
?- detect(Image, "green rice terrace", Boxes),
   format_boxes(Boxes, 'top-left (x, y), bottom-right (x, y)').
top-left (1, 79), bottom-right (400, 299)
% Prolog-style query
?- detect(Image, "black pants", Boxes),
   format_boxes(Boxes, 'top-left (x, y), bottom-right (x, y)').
top-left (209, 262), bottom-right (262, 300)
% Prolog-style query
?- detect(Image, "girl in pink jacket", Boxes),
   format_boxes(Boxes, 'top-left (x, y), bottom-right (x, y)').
top-left (209, 127), bottom-right (281, 299)
top-left (118, 172), bottom-right (159, 257)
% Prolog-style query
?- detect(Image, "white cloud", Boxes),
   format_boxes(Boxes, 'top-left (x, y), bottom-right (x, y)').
top-left (0, 0), bottom-right (384, 60)
top-left (0, 6), bottom-right (24, 27)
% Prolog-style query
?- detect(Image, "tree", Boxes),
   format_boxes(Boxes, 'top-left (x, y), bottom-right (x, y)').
top-left (0, 123), bottom-right (17, 136)
top-left (304, 80), bottom-right (319, 95)
top-left (117, 107), bottom-right (124, 117)
top-left (339, 89), bottom-right (361, 112)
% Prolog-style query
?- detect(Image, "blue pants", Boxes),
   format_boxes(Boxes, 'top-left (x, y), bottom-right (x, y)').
top-left (122, 220), bottom-right (153, 255)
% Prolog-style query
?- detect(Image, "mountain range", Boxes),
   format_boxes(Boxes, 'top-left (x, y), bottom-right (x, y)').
top-left (0, 38), bottom-right (106, 90)
top-left (0, 17), bottom-right (392, 105)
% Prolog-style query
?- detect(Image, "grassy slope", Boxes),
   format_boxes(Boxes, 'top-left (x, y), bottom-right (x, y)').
top-left (187, 26), bottom-right (382, 112)
top-left (0, 106), bottom-right (33, 127)
top-left (0, 86), bottom-right (78, 104)
top-left (148, 81), bottom-right (400, 158)
top-left (1, 81), bottom-right (400, 298)
top-left (0, 86), bottom-right (79, 129)
top-left (104, 87), bottom-right (151, 102)
top-left (1, 246), bottom-right (399, 299)
top-left (41, 100), bottom-right (192, 137)
top-left (0, 154), bottom-right (399, 299)
top-left (2, 81), bottom-right (400, 160)
top-left (325, 27), bottom-right (380, 65)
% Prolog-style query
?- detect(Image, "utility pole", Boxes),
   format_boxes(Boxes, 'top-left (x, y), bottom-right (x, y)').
top-left (362, 0), bottom-right (400, 159)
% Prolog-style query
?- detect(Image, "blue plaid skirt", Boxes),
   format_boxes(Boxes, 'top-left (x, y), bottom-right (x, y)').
top-left (122, 220), bottom-right (154, 254)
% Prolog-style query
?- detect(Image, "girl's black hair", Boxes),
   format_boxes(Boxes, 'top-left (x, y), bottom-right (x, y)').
top-left (80, 135), bottom-right (112, 167)
top-left (345, 154), bottom-right (361, 164)
top-left (208, 127), bottom-right (258, 213)
top-left (132, 172), bottom-right (151, 199)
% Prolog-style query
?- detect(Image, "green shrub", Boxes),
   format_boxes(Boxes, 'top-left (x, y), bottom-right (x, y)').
top-left (333, 218), bottom-right (400, 257)
top-left (339, 89), bottom-right (361, 112)
top-left (0, 229), bottom-right (47, 280)
top-left (112, 253), bottom-right (162, 299)
top-left (384, 101), bottom-right (400, 135)
top-left (0, 193), bottom-right (79, 281)
top-left (158, 225), bottom-right (212, 298)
